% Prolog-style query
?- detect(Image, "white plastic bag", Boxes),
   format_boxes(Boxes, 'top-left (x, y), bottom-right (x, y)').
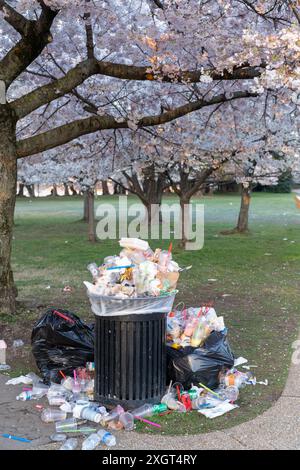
top-left (87, 292), bottom-right (176, 316)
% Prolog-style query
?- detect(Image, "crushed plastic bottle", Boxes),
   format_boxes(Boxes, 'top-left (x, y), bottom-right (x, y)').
top-left (82, 433), bottom-right (101, 450)
top-left (97, 429), bottom-right (116, 447)
top-left (16, 387), bottom-right (47, 401)
top-left (60, 438), bottom-right (78, 450)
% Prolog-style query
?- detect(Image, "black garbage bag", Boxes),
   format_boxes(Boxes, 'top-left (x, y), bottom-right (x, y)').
top-left (166, 331), bottom-right (235, 389)
top-left (31, 308), bottom-right (94, 384)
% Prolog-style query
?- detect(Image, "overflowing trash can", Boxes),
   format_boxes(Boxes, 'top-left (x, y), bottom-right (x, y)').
top-left (89, 293), bottom-right (175, 408)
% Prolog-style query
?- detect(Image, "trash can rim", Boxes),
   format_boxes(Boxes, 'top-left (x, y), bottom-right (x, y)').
top-left (87, 292), bottom-right (176, 301)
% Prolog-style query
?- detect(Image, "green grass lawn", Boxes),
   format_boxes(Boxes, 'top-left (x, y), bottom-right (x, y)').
top-left (1, 192), bottom-right (300, 435)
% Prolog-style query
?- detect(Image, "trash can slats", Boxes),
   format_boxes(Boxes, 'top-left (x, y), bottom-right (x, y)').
top-left (94, 312), bottom-right (167, 408)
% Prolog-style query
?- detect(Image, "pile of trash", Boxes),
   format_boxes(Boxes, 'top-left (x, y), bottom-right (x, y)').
top-left (166, 306), bottom-right (235, 389)
top-left (167, 306), bottom-right (225, 349)
top-left (84, 238), bottom-right (182, 299)
top-left (5, 356), bottom-right (263, 450)
top-left (2, 303), bottom-right (268, 450)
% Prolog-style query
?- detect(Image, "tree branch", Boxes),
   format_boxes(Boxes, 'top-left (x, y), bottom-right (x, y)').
top-left (83, 0), bottom-right (94, 59)
top-left (288, 0), bottom-right (300, 24)
top-left (11, 56), bottom-right (263, 120)
top-left (16, 90), bottom-right (257, 158)
top-left (109, 177), bottom-right (131, 195)
top-left (184, 167), bottom-right (215, 200)
top-left (150, 0), bottom-right (164, 9)
top-left (0, 0), bottom-right (32, 35)
top-left (0, 3), bottom-right (58, 87)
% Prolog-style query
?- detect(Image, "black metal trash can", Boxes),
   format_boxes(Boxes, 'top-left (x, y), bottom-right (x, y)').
top-left (94, 312), bottom-right (166, 408)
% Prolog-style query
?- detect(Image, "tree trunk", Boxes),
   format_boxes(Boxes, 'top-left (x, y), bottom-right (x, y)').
top-left (0, 105), bottom-right (18, 314)
top-left (70, 184), bottom-right (77, 195)
top-left (220, 185), bottom-right (251, 235)
top-left (142, 193), bottom-right (163, 229)
top-left (236, 185), bottom-right (251, 233)
top-left (114, 183), bottom-right (126, 195)
top-left (101, 179), bottom-right (110, 195)
top-left (51, 183), bottom-right (58, 197)
top-left (88, 189), bottom-right (96, 243)
top-left (179, 196), bottom-right (191, 249)
top-left (17, 183), bottom-right (25, 197)
top-left (82, 190), bottom-right (89, 222)
top-left (63, 183), bottom-right (70, 196)
top-left (26, 184), bottom-right (35, 197)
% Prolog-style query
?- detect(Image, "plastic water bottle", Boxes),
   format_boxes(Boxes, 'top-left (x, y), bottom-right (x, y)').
top-left (190, 321), bottom-right (205, 347)
top-left (16, 391), bottom-right (35, 401)
top-left (191, 396), bottom-right (208, 410)
top-left (183, 317), bottom-right (198, 337)
top-left (97, 429), bottom-right (116, 447)
top-left (82, 433), bottom-right (101, 451)
top-left (60, 438), bottom-right (78, 450)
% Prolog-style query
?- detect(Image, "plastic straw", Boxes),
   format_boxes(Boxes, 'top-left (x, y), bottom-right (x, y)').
top-left (59, 370), bottom-right (66, 379)
top-left (198, 382), bottom-right (222, 399)
top-left (134, 417), bottom-right (161, 428)
top-left (168, 242), bottom-right (173, 255)
top-left (53, 310), bottom-right (75, 324)
top-left (73, 369), bottom-right (77, 383)
top-left (1, 434), bottom-right (31, 443)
